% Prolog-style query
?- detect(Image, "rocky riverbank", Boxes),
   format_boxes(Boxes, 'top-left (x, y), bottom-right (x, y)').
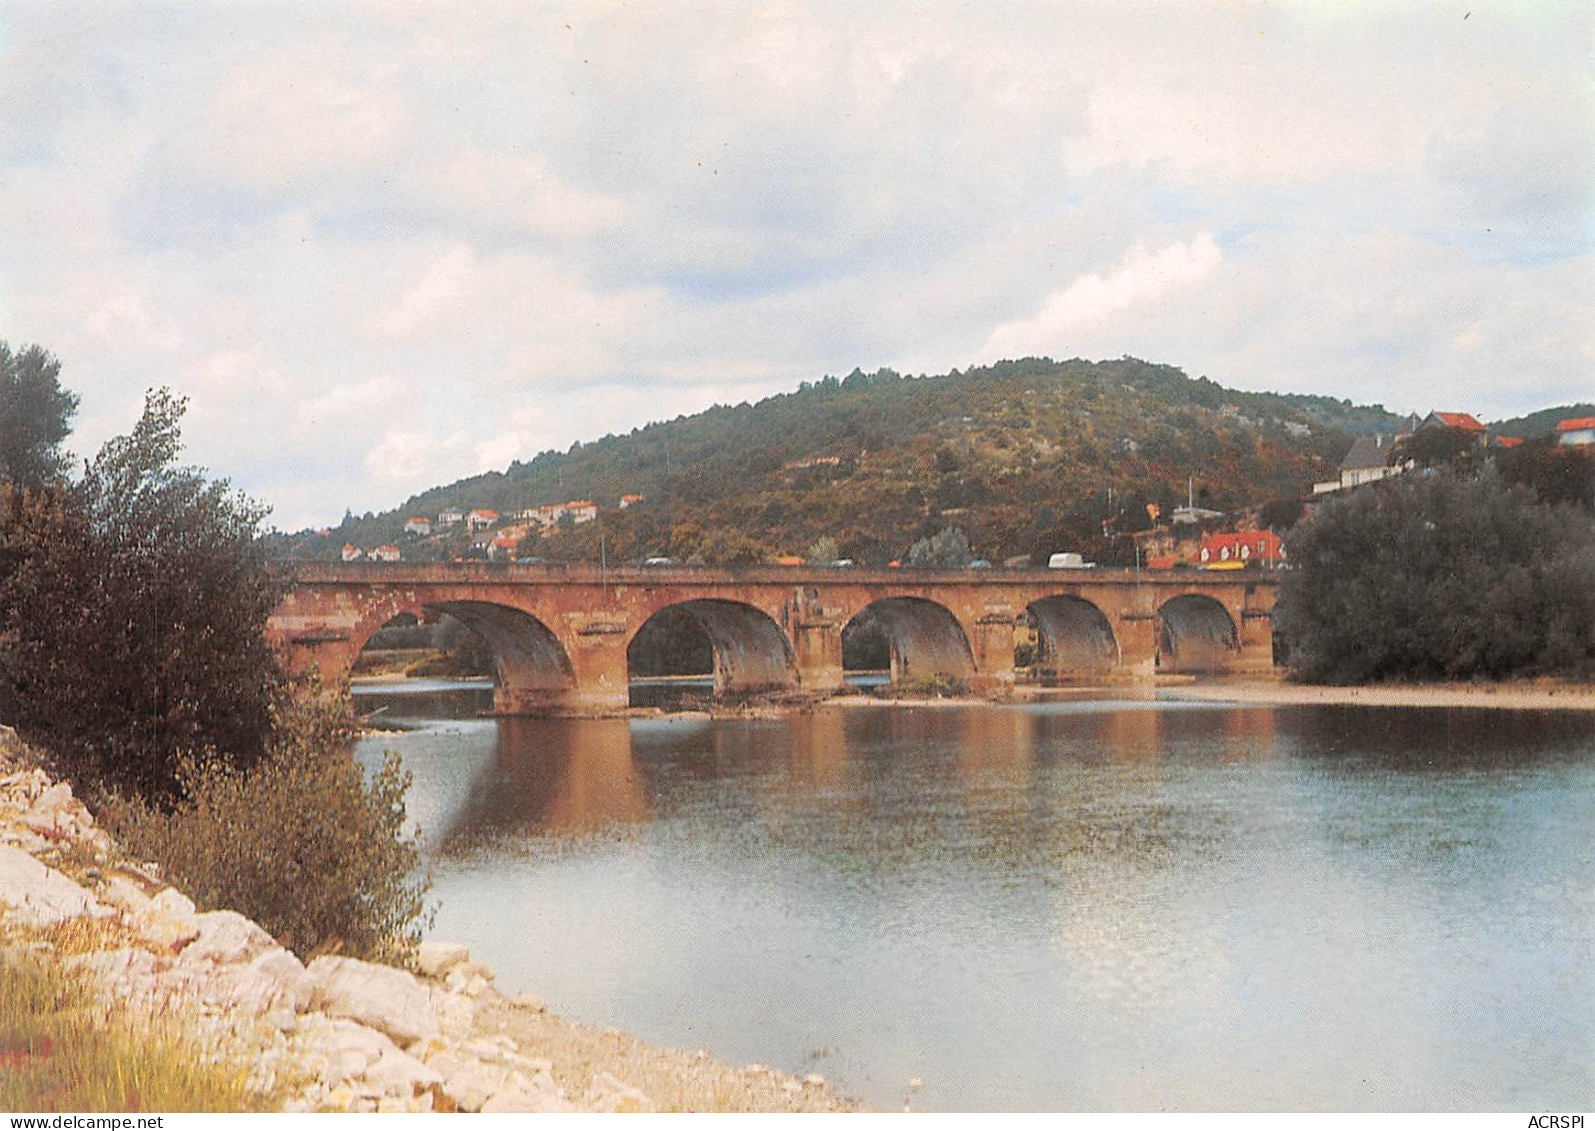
top-left (0, 727), bottom-right (853, 1113)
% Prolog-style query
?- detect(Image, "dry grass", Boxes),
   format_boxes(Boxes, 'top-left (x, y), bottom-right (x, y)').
top-left (0, 954), bottom-right (263, 1112)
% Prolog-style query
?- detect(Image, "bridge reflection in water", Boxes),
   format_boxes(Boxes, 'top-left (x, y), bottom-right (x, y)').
top-left (281, 562), bottom-right (1278, 714)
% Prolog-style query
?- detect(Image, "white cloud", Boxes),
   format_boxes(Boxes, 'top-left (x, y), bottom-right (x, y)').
top-left (0, 0), bottom-right (1588, 530)
top-left (981, 233), bottom-right (1222, 361)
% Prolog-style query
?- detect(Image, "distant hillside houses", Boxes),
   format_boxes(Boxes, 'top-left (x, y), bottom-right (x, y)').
top-left (1557, 416), bottom-right (1595, 447)
top-left (403, 516), bottom-right (431, 536)
top-left (1313, 409), bottom-right (1485, 495)
top-left (521, 500), bottom-right (598, 531)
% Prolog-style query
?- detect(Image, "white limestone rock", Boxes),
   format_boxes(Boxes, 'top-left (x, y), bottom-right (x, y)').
top-left (151, 887), bottom-right (197, 918)
top-left (363, 1045), bottom-right (442, 1096)
top-left (588, 1070), bottom-right (655, 1113)
top-left (248, 947), bottom-right (315, 1012)
top-left (183, 909), bottom-right (276, 965)
top-left (0, 843), bottom-right (108, 925)
top-left (415, 939), bottom-right (470, 978)
top-left (308, 955), bottom-right (441, 1044)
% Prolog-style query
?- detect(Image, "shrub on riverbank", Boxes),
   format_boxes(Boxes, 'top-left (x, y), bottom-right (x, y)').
top-left (1276, 472), bottom-right (1595, 684)
top-left (111, 694), bottom-right (432, 963)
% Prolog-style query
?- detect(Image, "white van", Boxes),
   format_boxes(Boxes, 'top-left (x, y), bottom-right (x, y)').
top-left (1047, 552), bottom-right (1095, 569)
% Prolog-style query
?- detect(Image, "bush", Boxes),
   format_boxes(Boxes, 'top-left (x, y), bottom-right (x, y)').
top-left (112, 694), bottom-right (432, 963)
top-left (1276, 472), bottom-right (1595, 683)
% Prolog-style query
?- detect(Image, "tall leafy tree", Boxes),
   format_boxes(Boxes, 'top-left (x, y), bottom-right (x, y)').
top-left (1276, 473), bottom-right (1595, 683)
top-left (0, 389), bottom-right (283, 798)
top-left (0, 342), bottom-right (79, 488)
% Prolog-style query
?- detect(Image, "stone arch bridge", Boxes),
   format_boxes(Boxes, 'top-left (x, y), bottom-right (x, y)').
top-left (268, 562), bottom-right (1279, 714)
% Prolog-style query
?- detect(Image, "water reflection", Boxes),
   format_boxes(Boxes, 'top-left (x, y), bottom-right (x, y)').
top-left (354, 684), bottom-right (1595, 1112)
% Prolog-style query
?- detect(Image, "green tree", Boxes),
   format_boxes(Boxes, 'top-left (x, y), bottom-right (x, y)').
top-left (1276, 472), bottom-right (1595, 683)
top-left (805, 535), bottom-right (840, 564)
top-left (907, 526), bottom-right (973, 568)
top-left (0, 389), bottom-right (282, 798)
top-left (0, 343), bottom-right (79, 488)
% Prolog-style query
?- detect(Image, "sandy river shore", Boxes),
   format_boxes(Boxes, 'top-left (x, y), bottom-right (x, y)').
top-left (1161, 678), bottom-right (1595, 712)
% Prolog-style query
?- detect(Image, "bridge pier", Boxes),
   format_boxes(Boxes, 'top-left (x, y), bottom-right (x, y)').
top-left (562, 625), bottom-right (633, 714)
top-left (792, 620), bottom-right (845, 695)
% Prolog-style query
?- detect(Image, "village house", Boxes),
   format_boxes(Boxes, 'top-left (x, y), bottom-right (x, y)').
top-left (466, 508), bottom-right (499, 531)
top-left (1422, 410), bottom-right (1486, 439)
top-left (1556, 416), bottom-right (1595, 447)
top-left (341, 543), bottom-right (363, 562)
top-left (1198, 530), bottom-right (1286, 569)
top-left (1315, 433), bottom-right (1405, 495)
top-left (403, 516), bottom-right (431, 536)
top-left (619, 493), bottom-right (644, 508)
top-left (489, 532), bottom-right (521, 561)
top-left (522, 500), bottom-right (599, 530)
top-left (370, 544), bottom-right (402, 562)
top-left (437, 508), bottom-right (464, 527)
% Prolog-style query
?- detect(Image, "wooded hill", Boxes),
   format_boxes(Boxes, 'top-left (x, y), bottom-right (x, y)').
top-left (274, 357), bottom-right (1423, 567)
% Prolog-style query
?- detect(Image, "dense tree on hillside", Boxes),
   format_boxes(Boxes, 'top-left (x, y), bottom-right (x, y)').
top-left (1499, 439), bottom-right (1595, 510)
top-left (907, 526), bottom-right (974, 568)
top-left (1391, 425), bottom-right (1477, 470)
top-left (0, 389), bottom-right (282, 798)
top-left (0, 342), bottom-right (79, 488)
top-left (1275, 473), bottom-right (1595, 684)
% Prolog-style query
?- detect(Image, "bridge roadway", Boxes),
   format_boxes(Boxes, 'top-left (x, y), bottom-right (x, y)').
top-left (268, 561), bottom-right (1279, 714)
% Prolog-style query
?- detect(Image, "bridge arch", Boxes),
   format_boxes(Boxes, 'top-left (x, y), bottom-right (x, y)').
top-left (1157, 593), bottom-right (1240, 674)
top-left (347, 598), bottom-right (576, 712)
top-left (845, 596), bottom-right (975, 686)
top-left (629, 598), bottom-right (797, 697)
top-left (1028, 594), bottom-right (1119, 680)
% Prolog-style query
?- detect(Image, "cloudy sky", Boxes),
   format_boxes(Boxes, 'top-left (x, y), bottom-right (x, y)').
top-left (1, 1), bottom-right (1590, 529)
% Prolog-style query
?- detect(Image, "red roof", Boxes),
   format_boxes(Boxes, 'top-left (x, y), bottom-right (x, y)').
top-left (1433, 411), bottom-right (1485, 432)
top-left (566, 500), bottom-right (597, 509)
top-left (1492, 435), bottom-right (1523, 448)
top-left (1555, 417), bottom-right (1595, 432)
top-left (1198, 531), bottom-right (1286, 564)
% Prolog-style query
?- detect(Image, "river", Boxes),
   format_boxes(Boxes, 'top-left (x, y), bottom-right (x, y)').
top-left (352, 680), bottom-right (1595, 1111)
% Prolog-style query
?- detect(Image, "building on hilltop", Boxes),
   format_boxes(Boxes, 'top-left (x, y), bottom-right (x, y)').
top-left (1556, 417), bottom-right (1595, 447)
top-left (1198, 530), bottom-right (1286, 569)
top-left (403, 516), bottom-right (431, 536)
top-left (1422, 411), bottom-right (1486, 437)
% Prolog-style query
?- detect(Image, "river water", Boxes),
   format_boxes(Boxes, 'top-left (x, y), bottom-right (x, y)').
top-left (352, 681), bottom-right (1595, 1111)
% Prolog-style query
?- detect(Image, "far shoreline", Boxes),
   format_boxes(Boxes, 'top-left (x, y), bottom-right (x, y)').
top-left (1161, 678), bottom-right (1595, 712)
top-left (351, 671), bottom-right (1595, 716)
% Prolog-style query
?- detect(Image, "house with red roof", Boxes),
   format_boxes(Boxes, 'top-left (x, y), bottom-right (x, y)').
top-left (341, 543), bottom-right (363, 562)
top-left (466, 508), bottom-right (499, 531)
top-left (370, 544), bottom-right (401, 562)
top-left (1423, 411), bottom-right (1486, 434)
top-left (403, 516), bottom-right (431, 536)
top-left (1198, 530), bottom-right (1286, 570)
top-left (1555, 416), bottom-right (1595, 447)
top-left (1491, 435), bottom-right (1523, 450)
